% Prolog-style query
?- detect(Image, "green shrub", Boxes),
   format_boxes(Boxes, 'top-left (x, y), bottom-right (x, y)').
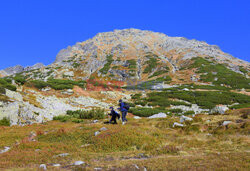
top-left (47, 78), bottom-right (86, 90)
top-left (0, 78), bottom-right (16, 91)
top-left (156, 76), bottom-right (172, 82)
top-left (53, 115), bottom-right (71, 122)
top-left (31, 80), bottom-right (48, 89)
top-left (99, 54), bottom-right (113, 74)
top-left (229, 103), bottom-right (250, 109)
top-left (94, 82), bottom-right (99, 86)
top-left (0, 86), bottom-right (6, 94)
top-left (66, 108), bottom-right (105, 119)
top-left (14, 74), bottom-right (26, 85)
top-left (239, 66), bottom-right (248, 74)
top-left (126, 102), bottom-right (136, 107)
top-left (169, 109), bottom-right (183, 113)
top-left (129, 107), bottom-right (169, 117)
top-left (148, 90), bottom-right (250, 109)
top-left (127, 59), bottom-right (137, 69)
top-left (0, 117), bottom-right (10, 126)
top-left (187, 57), bottom-right (250, 89)
top-left (72, 62), bottom-right (80, 68)
top-left (131, 93), bottom-right (142, 100)
top-left (143, 57), bottom-right (158, 74)
top-left (149, 70), bottom-right (168, 78)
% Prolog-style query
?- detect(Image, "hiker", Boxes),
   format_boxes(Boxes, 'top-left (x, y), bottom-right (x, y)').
top-left (118, 99), bottom-right (129, 125)
top-left (108, 106), bottom-right (120, 124)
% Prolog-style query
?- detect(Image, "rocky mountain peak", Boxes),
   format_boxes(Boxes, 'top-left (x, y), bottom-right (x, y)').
top-left (54, 28), bottom-right (246, 67)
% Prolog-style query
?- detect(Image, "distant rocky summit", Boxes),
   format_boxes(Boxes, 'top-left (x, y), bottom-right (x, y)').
top-left (1, 63), bottom-right (45, 76)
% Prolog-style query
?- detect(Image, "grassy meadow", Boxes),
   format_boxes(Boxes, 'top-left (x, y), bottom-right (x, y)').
top-left (0, 108), bottom-right (249, 170)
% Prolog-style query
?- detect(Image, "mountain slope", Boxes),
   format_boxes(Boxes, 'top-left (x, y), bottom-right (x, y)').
top-left (0, 28), bottom-right (249, 126)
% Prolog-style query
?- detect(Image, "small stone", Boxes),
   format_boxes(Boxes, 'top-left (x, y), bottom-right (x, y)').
top-left (81, 144), bottom-right (90, 147)
top-left (95, 131), bottom-right (100, 136)
top-left (180, 115), bottom-right (193, 123)
top-left (0, 146), bottom-right (11, 154)
top-left (39, 164), bottom-right (47, 170)
top-left (134, 116), bottom-right (141, 119)
top-left (93, 120), bottom-right (99, 123)
top-left (73, 161), bottom-right (85, 166)
top-left (173, 122), bottom-right (184, 127)
top-left (222, 121), bottom-right (232, 126)
top-left (57, 153), bottom-right (69, 157)
top-left (134, 164), bottom-right (140, 169)
top-left (52, 164), bottom-right (61, 167)
top-left (100, 127), bottom-right (107, 131)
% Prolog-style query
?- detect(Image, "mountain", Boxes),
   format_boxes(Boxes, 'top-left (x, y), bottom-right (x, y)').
top-left (0, 28), bottom-right (249, 126)
top-left (51, 28), bottom-right (248, 81)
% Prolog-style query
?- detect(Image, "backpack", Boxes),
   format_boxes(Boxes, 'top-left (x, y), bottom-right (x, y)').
top-left (124, 103), bottom-right (130, 110)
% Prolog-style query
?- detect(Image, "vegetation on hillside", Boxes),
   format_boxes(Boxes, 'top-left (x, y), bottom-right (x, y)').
top-left (143, 54), bottom-right (159, 74)
top-left (53, 108), bottom-right (105, 123)
top-left (28, 78), bottom-right (86, 90)
top-left (0, 78), bottom-right (16, 91)
top-left (183, 57), bottom-right (250, 89)
top-left (0, 117), bottom-right (10, 126)
top-left (99, 54), bottom-right (114, 74)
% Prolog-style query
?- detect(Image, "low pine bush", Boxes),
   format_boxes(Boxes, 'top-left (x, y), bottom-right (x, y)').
top-left (14, 74), bottom-right (26, 85)
top-left (0, 117), bottom-right (10, 126)
top-left (0, 78), bottom-right (16, 91)
top-left (0, 86), bottom-right (6, 94)
top-left (67, 108), bottom-right (105, 119)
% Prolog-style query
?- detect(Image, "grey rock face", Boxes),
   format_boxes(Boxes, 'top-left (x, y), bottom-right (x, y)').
top-left (1, 63), bottom-right (44, 76)
top-left (24, 63), bottom-right (45, 71)
top-left (4, 65), bottom-right (24, 75)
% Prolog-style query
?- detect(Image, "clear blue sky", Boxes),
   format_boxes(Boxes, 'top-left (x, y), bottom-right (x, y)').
top-left (0, 0), bottom-right (249, 69)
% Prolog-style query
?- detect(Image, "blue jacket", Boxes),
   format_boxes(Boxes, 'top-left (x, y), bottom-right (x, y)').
top-left (119, 102), bottom-right (128, 112)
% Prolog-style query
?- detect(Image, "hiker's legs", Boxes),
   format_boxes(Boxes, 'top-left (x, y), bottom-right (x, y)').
top-left (110, 115), bottom-right (117, 124)
top-left (113, 116), bottom-right (117, 124)
top-left (109, 116), bottom-right (115, 124)
top-left (122, 111), bottom-right (127, 122)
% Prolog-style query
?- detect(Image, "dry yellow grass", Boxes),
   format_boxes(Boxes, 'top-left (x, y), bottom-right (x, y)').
top-left (0, 109), bottom-right (249, 170)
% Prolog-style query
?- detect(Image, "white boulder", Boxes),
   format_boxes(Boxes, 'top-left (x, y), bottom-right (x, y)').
top-left (222, 121), bottom-right (232, 126)
top-left (39, 164), bottom-right (47, 170)
top-left (148, 113), bottom-right (167, 119)
top-left (173, 122), bottom-right (184, 127)
top-left (210, 105), bottom-right (229, 114)
top-left (0, 146), bottom-right (11, 154)
top-left (134, 116), bottom-right (141, 119)
top-left (73, 161), bottom-right (85, 166)
top-left (180, 115), bottom-right (193, 123)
